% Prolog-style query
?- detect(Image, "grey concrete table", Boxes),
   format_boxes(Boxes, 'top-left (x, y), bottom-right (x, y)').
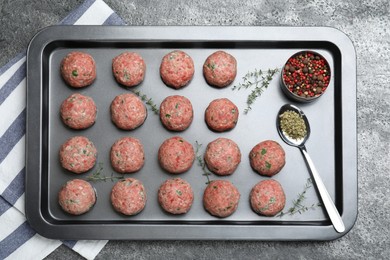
top-left (1, 0), bottom-right (389, 259)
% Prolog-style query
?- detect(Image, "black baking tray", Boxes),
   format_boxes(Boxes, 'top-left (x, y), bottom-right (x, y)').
top-left (25, 26), bottom-right (357, 240)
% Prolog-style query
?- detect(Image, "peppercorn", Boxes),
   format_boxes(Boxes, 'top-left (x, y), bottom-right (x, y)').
top-left (282, 51), bottom-right (330, 99)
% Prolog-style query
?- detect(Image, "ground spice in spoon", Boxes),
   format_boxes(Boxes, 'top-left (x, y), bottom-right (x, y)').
top-left (279, 110), bottom-right (307, 140)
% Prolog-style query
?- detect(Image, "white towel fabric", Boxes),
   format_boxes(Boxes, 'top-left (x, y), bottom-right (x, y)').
top-left (0, 0), bottom-right (125, 259)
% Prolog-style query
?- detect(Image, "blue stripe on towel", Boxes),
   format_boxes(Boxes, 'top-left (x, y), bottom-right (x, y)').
top-left (0, 196), bottom-right (12, 216)
top-left (61, 0), bottom-right (96, 25)
top-left (62, 240), bottom-right (78, 248)
top-left (0, 221), bottom-right (36, 259)
top-left (0, 52), bottom-right (26, 77)
top-left (0, 109), bottom-right (25, 164)
top-left (103, 12), bottom-right (126, 25)
top-left (1, 168), bottom-right (25, 206)
top-left (0, 63), bottom-right (26, 105)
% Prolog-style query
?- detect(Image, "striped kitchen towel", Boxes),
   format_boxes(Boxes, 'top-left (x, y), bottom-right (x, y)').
top-left (0, 0), bottom-right (125, 259)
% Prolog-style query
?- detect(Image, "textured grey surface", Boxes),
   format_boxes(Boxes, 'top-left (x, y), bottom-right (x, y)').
top-left (1, 0), bottom-right (389, 259)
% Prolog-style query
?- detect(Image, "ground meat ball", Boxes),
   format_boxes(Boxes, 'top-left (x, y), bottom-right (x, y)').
top-left (205, 98), bottom-right (239, 132)
top-left (111, 93), bottom-right (147, 130)
top-left (204, 138), bottom-right (241, 176)
top-left (160, 50), bottom-right (195, 89)
top-left (158, 136), bottom-right (195, 174)
top-left (249, 140), bottom-right (286, 176)
top-left (158, 178), bottom-right (194, 214)
top-left (159, 95), bottom-right (193, 131)
top-left (60, 51), bottom-right (96, 88)
top-left (111, 137), bottom-right (145, 173)
top-left (58, 179), bottom-right (96, 215)
top-left (250, 179), bottom-right (286, 216)
top-left (59, 136), bottom-right (97, 174)
top-left (112, 52), bottom-right (146, 87)
top-left (111, 178), bottom-right (147, 216)
top-left (203, 180), bottom-right (240, 218)
top-left (203, 51), bottom-right (237, 88)
top-left (60, 93), bottom-right (97, 130)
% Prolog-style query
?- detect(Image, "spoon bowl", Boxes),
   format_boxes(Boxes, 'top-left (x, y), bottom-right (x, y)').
top-left (276, 104), bottom-right (310, 147)
top-left (276, 104), bottom-right (345, 233)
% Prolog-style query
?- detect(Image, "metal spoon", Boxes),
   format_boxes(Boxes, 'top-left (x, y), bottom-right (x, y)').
top-left (276, 104), bottom-right (345, 233)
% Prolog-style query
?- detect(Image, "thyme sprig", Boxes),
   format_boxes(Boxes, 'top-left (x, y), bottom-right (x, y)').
top-left (195, 141), bottom-right (212, 185)
top-left (132, 90), bottom-right (159, 115)
top-left (277, 178), bottom-right (321, 217)
top-left (232, 68), bottom-right (279, 114)
top-left (86, 163), bottom-right (124, 182)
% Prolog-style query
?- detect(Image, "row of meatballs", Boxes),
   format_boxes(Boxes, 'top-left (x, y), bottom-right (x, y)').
top-left (61, 93), bottom-right (239, 132)
top-left (60, 136), bottom-right (286, 177)
top-left (60, 50), bottom-right (237, 89)
top-left (59, 177), bottom-right (285, 218)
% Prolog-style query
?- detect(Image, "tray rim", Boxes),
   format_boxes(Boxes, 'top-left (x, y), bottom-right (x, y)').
top-left (25, 25), bottom-right (357, 240)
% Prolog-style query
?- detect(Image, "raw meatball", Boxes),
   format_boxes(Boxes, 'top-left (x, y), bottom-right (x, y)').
top-left (250, 179), bottom-right (286, 216)
top-left (205, 98), bottom-right (239, 132)
top-left (58, 179), bottom-right (96, 215)
top-left (59, 136), bottom-right (97, 174)
top-left (249, 140), bottom-right (286, 176)
top-left (159, 95), bottom-right (193, 131)
top-left (203, 51), bottom-right (237, 88)
top-left (60, 93), bottom-right (97, 130)
top-left (111, 93), bottom-right (147, 130)
top-left (203, 180), bottom-right (240, 218)
top-left (60, 51), bottom-right (96, 88)
top-left (160, 50), bottom-right (194, 89)
top-left (111, 178), bottom-right (147, 216)
top-left (112, 52), bottom-right (146, 87)
top-left (111, 137), bottom-right (145, 173)
top-left (158, 178), bottom-right (194, 214)
top-left (158, 136), bottom-right (195, 174)
top-left (204, 138), bottom-right (241, 176)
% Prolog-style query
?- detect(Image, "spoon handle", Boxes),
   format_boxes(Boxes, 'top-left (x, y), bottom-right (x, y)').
top-left (300, 147), bottom-right (345, 233)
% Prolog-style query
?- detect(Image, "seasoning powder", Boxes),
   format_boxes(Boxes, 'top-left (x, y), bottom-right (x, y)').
top-left (279, 110), bottom-right (307, 140)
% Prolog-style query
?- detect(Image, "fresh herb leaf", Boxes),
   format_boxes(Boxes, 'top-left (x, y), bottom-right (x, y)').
top-left (259, 197), bottom-right (276, 211)
top-left (207, 63), bottom-right (216, 70)
top-left (72, 70), bottom-right (78, 77)
top-left (85, 162), bottom-right (124, 182)
top-left (232, 68), bottom-right (279, 114)
top-left (265, 161), bottom-right (272, 170)
top-left (165, 114), bottom-right (171, 118)
top-left (195, 141), bottom-right (212, 185)
top-left (123, 70), bottom-right (130, 81)
top-left (261, 148), bottom-right (267, 155)
top-left (277, 178), bottom-right (321, 217)
top-left (176, 190), bottom-right (182, 196)
top-left (131, 90), bottom-right (159, 115)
